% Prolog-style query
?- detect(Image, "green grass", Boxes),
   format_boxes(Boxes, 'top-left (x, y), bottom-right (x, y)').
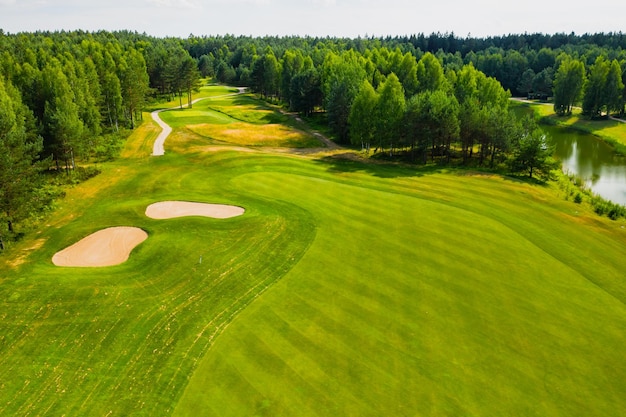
top-left (149, 83), bottom-right (239, 111)
top-left (158, 92), bottom-right (321, 148)
top-left (1, 87), bottom-right (625, 416)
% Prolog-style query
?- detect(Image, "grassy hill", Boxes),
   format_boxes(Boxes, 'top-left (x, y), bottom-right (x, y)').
top-left (1, 87), bottom-right (625, 416)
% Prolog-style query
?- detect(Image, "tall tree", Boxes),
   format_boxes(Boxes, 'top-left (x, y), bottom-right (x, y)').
top-left (583, 56), bottom-right (610, 117)
top-left (403, 93), bottom-right (430, 162)
top-left (373, 73), bottom-right (406, 153)
top-left (165, 47), bottom-right (190, 108)
top-left (348, 80), bottom-right (377, 152)
top-left (250, 47), bottom-right (280, 99)
top-left (605, 59), bottom-right (625, 116)
top-left (510, 117), bottom-right (555, 179)
top-left (290, 68), bottom-right (322, 116)
top-left (179, 54), bottom-right (201, 109)
top-left (119, 47), bottom-right (150, 127)
top-left (322, 51), bottom-right (367, 143)
top-left (486, 106), bottom-right (518, 168)
top-left (532, 67), bottom-right (554, 99)
top-left (100, 51), bottom-right (123, 130)
top-left (0, 78), bottom-right (42, 245)
top-left (553, 57), bottom-right (585, 115)
top-left (416, 52), bottom-right (446, 93)
top-left (41, 60), bottom-right (84, 170)
top-left (280, 49), bottom-right (304, 103)
top-left (407, 90), bottom-right (459, 162)
top-left (517, 68), bottom-right (536, 97)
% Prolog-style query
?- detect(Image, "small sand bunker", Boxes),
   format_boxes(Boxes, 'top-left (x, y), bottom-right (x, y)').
top-left (52, 227), bottom-right (148, 267)
top-left (145, 201), bottom-right (245, 220)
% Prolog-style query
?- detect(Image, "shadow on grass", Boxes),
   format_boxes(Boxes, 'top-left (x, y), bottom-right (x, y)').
top-left (314, 151), bottom-right (555, 187)
top-left (313, 153), bottom-right (446, 179)
top-left (456, 170), bottom-right (552, 187)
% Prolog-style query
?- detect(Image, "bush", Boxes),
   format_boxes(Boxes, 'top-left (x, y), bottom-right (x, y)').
top-left (574, 193), bottom-right (583, 204)
top-left (591, 196), bottom-right (626, 220)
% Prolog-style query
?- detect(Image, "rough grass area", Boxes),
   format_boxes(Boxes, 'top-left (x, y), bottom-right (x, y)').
top-left (188, 122), bottom-right (321, 148)
top-left (1, 86), bottom-right (625, 417)
top-left (159, 92), bottom-right (321, 148)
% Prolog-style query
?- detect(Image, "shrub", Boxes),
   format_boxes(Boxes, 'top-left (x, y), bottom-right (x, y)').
top-left (574, 193), bottom-right (583, 204)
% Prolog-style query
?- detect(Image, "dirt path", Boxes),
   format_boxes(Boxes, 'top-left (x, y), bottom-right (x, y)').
top-left (151, 87), bottom-right (247, 156)
top-left (279, 110), bottom-right (340, 151)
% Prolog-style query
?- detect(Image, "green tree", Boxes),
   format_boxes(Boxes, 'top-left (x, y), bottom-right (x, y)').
top-left (458, 99), bottom-right (487, 163)
top-left (510, 118), bottom-right (555, 179)
top-left (81, 57), bottom-right (103, 136)
top-left (119, 47), bottom-right (150, 127)
top-left (0, 78), bottom-right (43, 246)
top-left (280, 49), bottom-right (305, 103)
top-left (517, 68), bottom-right (536, 97)
top-left (416, 52), bottom-right (445, 93)
top-left (251, 47), bottom-right (280, 99)
top-left (41, 60), bottom-right (84, 170)
top-left (583, 56), bottom-right (610, 117)
top-left (101, 51), bottom-right (123, 130)
top-left (290, 68), bottom-right (322, 116)
top-left (407, 90), bottom-right (459, 162)
top-left (605, 59), bottom-right (625, 116)
top-left (532, 67), bottom-right (554, 99)
top-left (180, 54), bottom-right (201, 108)
top-left (403, 93), bottom-right (434, 163)
top-left (390, 49), bottom-right (419, 96)
top-left (198, 54), bottom-right (214, 78)
top-left (165, 47), bottom-right (190, 108)
top-left (348, 80), bottom-right (377, 152)
top-left (486, 106), bottom-right (518, 168)
top-left (553, 57), bottom-right (585, 115)
top-left (373, 73), bottom-right (405, 153)
top-left (322, 51), bottom-right (367, 143)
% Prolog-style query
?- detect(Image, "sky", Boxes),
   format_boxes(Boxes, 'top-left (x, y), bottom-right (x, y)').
top-left (0, 0), bottom-right (625, 39)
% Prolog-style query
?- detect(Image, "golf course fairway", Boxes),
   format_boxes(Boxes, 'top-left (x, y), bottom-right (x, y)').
top-left (1, 86), bottom-right (625, 416)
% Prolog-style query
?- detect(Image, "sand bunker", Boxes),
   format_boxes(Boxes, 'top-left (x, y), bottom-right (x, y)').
top-left (145, 201), bottom-right (245, 219)
top-left (52, 227), bottom-right (148, 267)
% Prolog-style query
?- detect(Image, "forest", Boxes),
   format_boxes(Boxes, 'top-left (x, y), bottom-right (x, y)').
top-left (1, 30), bottom-right (626, 248)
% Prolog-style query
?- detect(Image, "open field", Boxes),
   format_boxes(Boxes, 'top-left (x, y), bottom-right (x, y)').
top-left (158, 87), bottom-right (321, 149)
top-left (1, 88), bottom-right (625, 416)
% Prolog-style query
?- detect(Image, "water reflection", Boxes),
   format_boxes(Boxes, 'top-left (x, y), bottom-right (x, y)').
top-left (542, 124), bottom-right (626, 206)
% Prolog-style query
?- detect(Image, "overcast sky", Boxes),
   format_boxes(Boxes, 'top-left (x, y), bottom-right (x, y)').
top-left (1, 0), bottom-right (624, 39)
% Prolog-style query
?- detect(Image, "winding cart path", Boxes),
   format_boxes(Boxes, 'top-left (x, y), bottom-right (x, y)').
top-left (151, 87), bottom-right (247, 156)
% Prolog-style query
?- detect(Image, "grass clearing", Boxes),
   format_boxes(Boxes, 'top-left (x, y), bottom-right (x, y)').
top-left (149, 84), bottom-right (239, 111)
top-left (1, 86), bottom-right (625, 416)
top-left (188, 122), bottom-right (322, 147)
top-left (159, 92), bottom-right (321, 148)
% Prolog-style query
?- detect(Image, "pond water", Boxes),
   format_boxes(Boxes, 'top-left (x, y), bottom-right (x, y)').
top-left (512, 104), bottom-right (626, 206)
top-left (541, 123), bottom-right (626, 206)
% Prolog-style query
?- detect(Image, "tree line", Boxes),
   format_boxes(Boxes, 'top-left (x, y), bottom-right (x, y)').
top-left (0, 30), bottom-right (202, 247)
top-left (2, 30), bottom-right (626, 248)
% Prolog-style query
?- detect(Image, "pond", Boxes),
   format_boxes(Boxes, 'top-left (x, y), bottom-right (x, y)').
top-left (512, 104), bottom-right (626, 206)
top-left (541, 123), bottom-right (626, 206)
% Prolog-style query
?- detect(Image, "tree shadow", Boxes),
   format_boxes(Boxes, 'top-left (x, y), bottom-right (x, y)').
top-left (313, 153), bottom-right (446, 179)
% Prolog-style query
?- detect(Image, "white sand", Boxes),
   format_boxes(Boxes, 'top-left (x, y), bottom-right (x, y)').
top-left (52, 227), bottom-right (148, 267)
top-left (145, 201), bottom-right (245, 220)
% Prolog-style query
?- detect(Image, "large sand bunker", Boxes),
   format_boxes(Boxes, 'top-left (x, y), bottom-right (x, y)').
top-left (145, 201), bottom-right (245, 219)
top-left (52, 227), bottom-right (148, 267)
